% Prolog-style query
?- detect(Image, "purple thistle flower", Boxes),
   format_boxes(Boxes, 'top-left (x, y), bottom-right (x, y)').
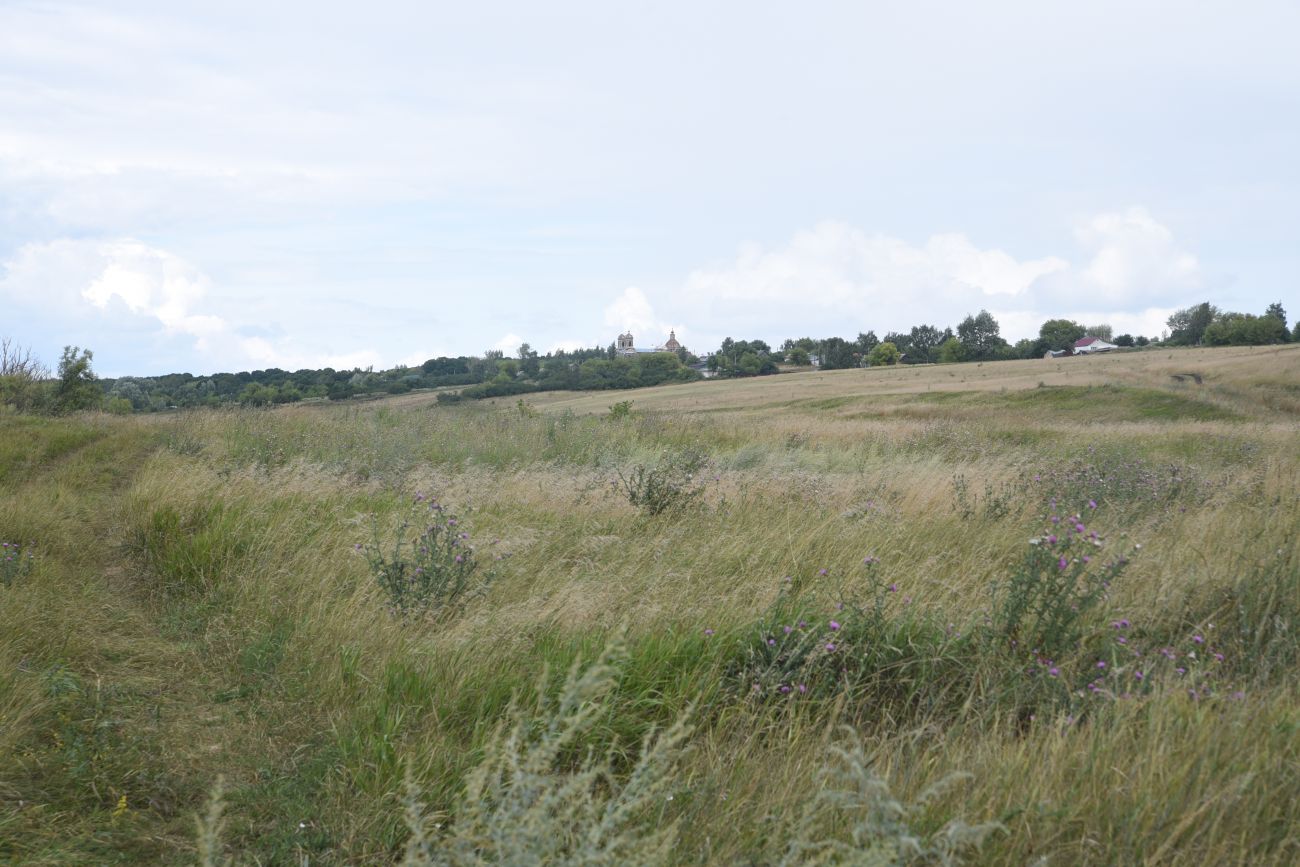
top-left (783, 625), bottom-right (793, 634)
top-left (818, 568), bottom-right (828, 576)
top-left (887, 583), bottom-right (897, 592)
top-left (1134, 671), bottom-right (1144, 681)
top-left (825, 642), bottom-right (836, 652)
top-left (704, 628), bottom-right (714, 637)
top-left (797, 683), bottom-right (807, 694)
top-left (1058, 556), bottom-right (1069, 570)
top-left (1096, 660), bottom-right (1107, 669)
top-left (767, 638), bottom-right (777, 646)
top-left (1192, 635), bottom-right (1204, 644)
top-left (829, 621), bottom-right (841, 631)
top-left (1048, 667), bottom-right (1059, 677)
top-left (1088, 499), bottom-right (1097, 509)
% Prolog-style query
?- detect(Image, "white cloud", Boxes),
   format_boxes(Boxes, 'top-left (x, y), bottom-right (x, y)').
top-left (79, 241), bottom-right (226, 346)
top-left (0, 238), bottom-right (227, 344)
top-left (493, 333), bottom-right (525, 354)
top-left (603, 287), bottom-right (658, 333)
top-left (671, 210), bottom-right (1202, 342)
top-left (1073, 206), bottom-right (1203, 303)
top-left (236, 336), bottom-right (384, 372)
top-left (601, 286), bottom-right (693, 350)
top-left (548, 339), bottom-right (586, 354)
top-left (0, 237), bottom-right (389, 371)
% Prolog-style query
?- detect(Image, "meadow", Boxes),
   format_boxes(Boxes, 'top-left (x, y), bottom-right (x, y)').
top-left (2, 344), bottom-right (1298, 865)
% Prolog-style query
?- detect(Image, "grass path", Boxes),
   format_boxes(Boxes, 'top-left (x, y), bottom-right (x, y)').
top-left (0, 419), bottom-right (273, 864)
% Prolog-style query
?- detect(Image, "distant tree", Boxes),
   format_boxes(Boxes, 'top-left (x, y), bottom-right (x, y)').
top-left (1083, 323), bottom-right (1113, 341)
top-left (1166, 303), bottom-right (1219, 346)
top-left (787, 347), bottom-right (811, 366)
top-left (868, 341), bottom-right (901, 366)
top-left (1264, 302), bottom-right (1288, 341)
top-left (1038, 319), bottom-right (1087, 353)
top-left (937, 337), bottom-right (967, 363)
top-left (54, 346), bottom-right (99, 413)
top-left (854, 331), bottom-right (879, 357)
top-left (1136, 336), bottom-right (1150, 346)
top-left (1202, 313), bottom-right (1287, 346)
top-left (0, 338), bottom-right (50, 413)
top-left (1294, 320), bottom-right (1300, 343)
top-left (818, 337), bottom-right (856, 370)
top-left (1113, 334), bottom-right (1135, 347)
top-left (517, 343), bottom-right (540, 377)
top-left (956, 310), bottom-right (1006, 360)
top-left (906, 324), bottom-right (946, 364)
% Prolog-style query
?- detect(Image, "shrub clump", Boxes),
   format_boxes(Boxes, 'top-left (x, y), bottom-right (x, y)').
top-left (780, 729), bottom-right (1004, 866)
top-left (401, 641), bottom-right (692, 866)
top-left (617, 448), bottom-right (709, 516)
top-left (362, 494), bottom-right (493, 618)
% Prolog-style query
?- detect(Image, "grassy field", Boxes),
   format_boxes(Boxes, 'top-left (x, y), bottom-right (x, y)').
top-left (2, 344), bottom-right (1298, 865)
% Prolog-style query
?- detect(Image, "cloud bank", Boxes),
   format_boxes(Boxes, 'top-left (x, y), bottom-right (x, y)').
top-left (645, 207), bottom-right (1203, 348)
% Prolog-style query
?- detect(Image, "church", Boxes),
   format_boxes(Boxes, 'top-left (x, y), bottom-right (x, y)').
top-left (615, 330), bottom-right (684, 357)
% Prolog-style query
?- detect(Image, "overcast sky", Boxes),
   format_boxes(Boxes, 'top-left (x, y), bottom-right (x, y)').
top-left (2, 0), bottom-right (1297, 375)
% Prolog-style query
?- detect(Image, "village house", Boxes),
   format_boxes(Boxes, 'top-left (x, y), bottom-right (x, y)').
top-left (1073, 336), bottom-right (1118, 354)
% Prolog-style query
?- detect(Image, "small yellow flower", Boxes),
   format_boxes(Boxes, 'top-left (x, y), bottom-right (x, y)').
top-left (112, 794), bottom-right (128, 822)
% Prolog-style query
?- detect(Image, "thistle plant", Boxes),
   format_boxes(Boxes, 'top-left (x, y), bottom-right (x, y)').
top-left (362, 494), bottom-right (493, 618)
top-left (1, 540), bottom-right (34, 587)
top-left (993, 507), bottom-right (1128, 658)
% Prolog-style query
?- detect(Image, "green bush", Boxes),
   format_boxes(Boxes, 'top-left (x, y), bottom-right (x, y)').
top-left (617, 448), bottom-right (709, 516)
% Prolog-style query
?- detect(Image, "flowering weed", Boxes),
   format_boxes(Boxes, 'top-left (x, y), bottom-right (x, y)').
top-left (1, 540), bottom-right (34, 587)
top-left (363, 495), bottom-right (494, 618)
top-left (992, 510), bottom-right (1128, 658)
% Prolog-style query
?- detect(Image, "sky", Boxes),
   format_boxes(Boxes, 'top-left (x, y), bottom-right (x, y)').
top-left (1, 0), bottom-right (1297, 376)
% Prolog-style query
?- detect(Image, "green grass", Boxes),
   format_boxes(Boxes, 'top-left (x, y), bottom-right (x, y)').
top-left (1, 364), bottom-right (1298, 864)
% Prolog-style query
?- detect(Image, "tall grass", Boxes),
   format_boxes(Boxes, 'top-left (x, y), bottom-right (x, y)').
top-left (1, 347), bottom-right (1298, 863)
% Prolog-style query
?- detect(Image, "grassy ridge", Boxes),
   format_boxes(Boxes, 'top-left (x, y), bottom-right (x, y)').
top-left (2, 345), bottom-right (1298, 864)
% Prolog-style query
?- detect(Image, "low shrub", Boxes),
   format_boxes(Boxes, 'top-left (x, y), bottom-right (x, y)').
top-left (617, 448), bottom-right (709, 516)
top-left (400, 640), bottom-right (693, 866)
top-left (779, 729), bottom-right (1003, 866)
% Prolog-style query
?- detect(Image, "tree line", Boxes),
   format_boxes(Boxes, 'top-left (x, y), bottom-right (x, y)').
top-left (0, 339), bottom-right (701, 414)
top-left (2, 300), bottom-right (1292, 414)
top-left (704, 300), bottom-right (1295, 377)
